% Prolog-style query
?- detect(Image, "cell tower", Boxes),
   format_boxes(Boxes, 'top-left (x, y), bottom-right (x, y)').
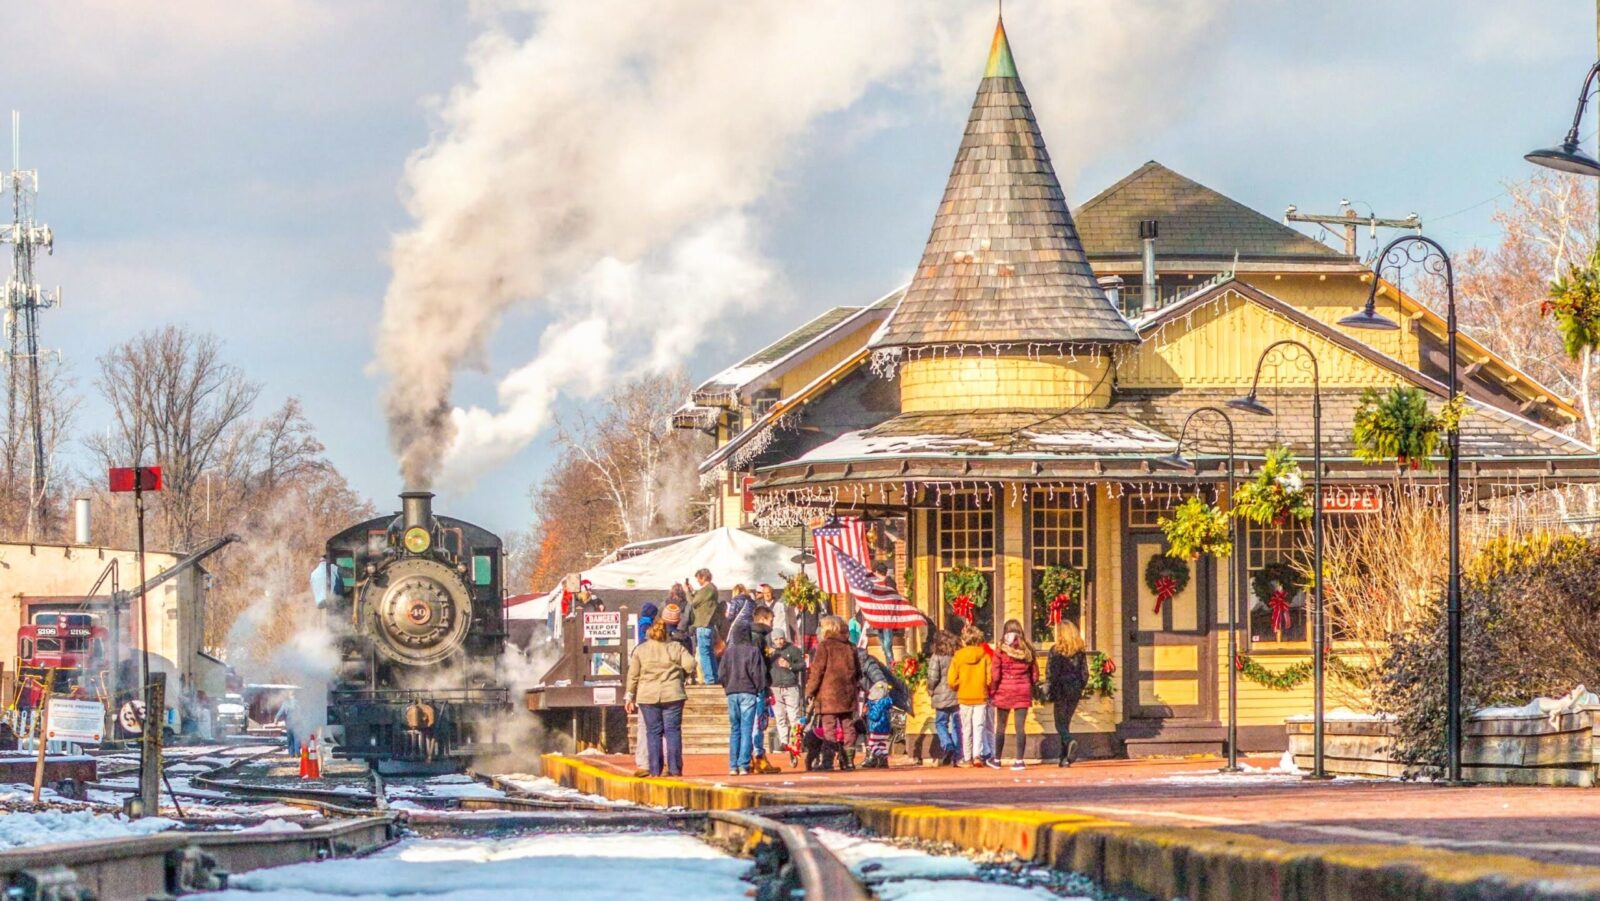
top-left (0, 112), bottom-right (58, 540)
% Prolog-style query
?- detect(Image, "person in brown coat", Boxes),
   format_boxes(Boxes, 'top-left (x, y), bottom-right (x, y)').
top-left (804, 614), bottom-right (861, 770)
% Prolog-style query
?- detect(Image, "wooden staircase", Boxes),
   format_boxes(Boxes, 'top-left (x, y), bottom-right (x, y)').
top-left (631, 684), bottom-right (737, 756)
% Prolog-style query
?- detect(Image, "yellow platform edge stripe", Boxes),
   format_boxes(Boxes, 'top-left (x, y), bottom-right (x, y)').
top-left (541, 754), bottom-right (1600, 901)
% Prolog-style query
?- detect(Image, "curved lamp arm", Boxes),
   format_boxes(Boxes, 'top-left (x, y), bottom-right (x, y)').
top-left (1347, 233), bottom-right (1453, 327)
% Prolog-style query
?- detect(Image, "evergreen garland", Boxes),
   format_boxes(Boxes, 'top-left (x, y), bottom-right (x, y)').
top-left (1234, 653), bottom-right (1369, 691)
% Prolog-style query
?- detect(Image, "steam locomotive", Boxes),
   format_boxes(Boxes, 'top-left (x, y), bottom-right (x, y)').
top-left (324, 491), bottom-right (509, 773)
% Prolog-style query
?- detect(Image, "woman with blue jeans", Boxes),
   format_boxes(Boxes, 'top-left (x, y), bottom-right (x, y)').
top-left (624, 620), bottom-right (699, 777)
top-left (716, 625), bottom-right (769, 776)
top-left (923, 629), bottom-right (961, 765)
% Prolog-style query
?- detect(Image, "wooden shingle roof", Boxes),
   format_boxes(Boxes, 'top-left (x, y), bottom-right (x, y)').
top-left (870, 18), bottom-right (1137, 352)
top-left (1074, 161), bottom-right (1349, 263)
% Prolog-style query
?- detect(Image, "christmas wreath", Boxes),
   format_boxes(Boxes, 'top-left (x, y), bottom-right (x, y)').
top-left (1233, 446), bottom-right (1313, 527)
top-left (893, 647), bottom-right (929, 689)
top-left (1351, 386), bottom-right (1466, 471)
top-left (1544, 243), bottom-right (1600, 358)
top-left (1159, 496), bottom-right (1233, 559)
top-left (1032, 565), bottom-right (1083, 641)
top-left (942, 565), bottom-right (989, 622)
top-left (1087, 651), bottom-right (1117, 698)
top-left (1143, 555), bottom-right (1190, 616)
top-left (1250, 562), bottom-right (1304, 638)
top-left (780, 571), bottom-right (826, 614)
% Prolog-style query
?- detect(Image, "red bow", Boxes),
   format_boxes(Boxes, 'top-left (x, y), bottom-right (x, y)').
top-left (1269, 587), bottom-right (1292, 634)
top-left (951, 595), bottom-right (975, 621)
top-left (1100, 658), bottom-right (1116, 675)
top-left (1049, 593), bottom-right (1072, 625)
top-left (1153, 575), bottom-right (1178, 614)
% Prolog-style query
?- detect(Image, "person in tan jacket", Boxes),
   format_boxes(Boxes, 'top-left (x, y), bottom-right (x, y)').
top-left (625, 621), bottom-right (700, 776)
top-left (946, 624), bottom-right (994, 766)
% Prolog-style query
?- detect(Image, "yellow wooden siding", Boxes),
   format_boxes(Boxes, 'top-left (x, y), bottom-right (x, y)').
top-left (775, 319), bottom-right (882, 398)
top-left (900, 354), bottom-right (1112, 411)
top-left (1121, 288), bottom-right (1413, 390)
top-left (1094, 485), bottom-right (1122, 686)
top-left (1211, 638), bottom-right (1367, 726)
top-left (1251, 275), bottom-right (1418, 369)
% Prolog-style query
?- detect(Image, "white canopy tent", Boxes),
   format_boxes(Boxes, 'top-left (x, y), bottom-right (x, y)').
top-left (507, 526), bottom-right (802, 622)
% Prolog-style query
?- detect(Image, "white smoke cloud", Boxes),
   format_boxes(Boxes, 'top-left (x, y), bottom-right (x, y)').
top-left (377, 0), bottom-right (1236, 489)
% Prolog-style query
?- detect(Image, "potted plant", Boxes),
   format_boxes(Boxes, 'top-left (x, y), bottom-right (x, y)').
top-left (1233, 446), bottom-right (1313, 527)
top-left (1159, 496), bottom-right (1233, 559)
top-left (1544, 243), bottom-right (1600, 358)
top-left (1032, 565), bottom-right (1083, 642)
top-left (942, 565), bottom-right (989, 623)
top-left (1351, 386), bottom-right (1466, 471)
top-left (780, 571), bottom-right (826, 614)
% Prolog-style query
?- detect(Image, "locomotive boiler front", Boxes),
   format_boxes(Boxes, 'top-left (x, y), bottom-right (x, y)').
top-left (361, 491), bottom-right (473, 666)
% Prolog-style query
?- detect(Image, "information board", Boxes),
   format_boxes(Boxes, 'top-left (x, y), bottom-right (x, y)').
top-left (47, 698), bottom-right (106, 743)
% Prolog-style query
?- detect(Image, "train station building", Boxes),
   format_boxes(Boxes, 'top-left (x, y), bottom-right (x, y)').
top-left (675, 18), bottom-right (1599, 758)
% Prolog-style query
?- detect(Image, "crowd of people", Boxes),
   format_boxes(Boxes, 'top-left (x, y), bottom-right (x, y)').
top-left (621, 567), bottom-right (1093, 778)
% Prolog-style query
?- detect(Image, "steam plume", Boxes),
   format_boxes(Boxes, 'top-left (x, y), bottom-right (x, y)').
top-left (377, 1), bottom-right (1233, 488)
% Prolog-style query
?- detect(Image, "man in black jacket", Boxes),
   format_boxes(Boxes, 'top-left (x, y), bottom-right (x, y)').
top-left (717, 625), bottom-right (768, 776)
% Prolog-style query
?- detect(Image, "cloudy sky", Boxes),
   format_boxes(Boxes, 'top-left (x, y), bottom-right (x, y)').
top-left (0, 1), bottom-right (1592, 535)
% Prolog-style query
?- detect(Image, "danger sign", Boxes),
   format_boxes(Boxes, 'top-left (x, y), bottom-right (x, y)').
top-left (583, 611), bottom-right (622, 642)
top-left (46, 698), bottom-right (106, 744)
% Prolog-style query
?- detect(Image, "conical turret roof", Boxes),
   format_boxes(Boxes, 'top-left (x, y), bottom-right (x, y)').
top-left (872, 18), bottom-right (1138, 353)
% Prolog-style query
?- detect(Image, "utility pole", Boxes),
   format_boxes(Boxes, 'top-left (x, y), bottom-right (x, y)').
top-left (0, 113), bottom-right (58, 541)
top-left (1284, 202), bottom-right (1421, 257)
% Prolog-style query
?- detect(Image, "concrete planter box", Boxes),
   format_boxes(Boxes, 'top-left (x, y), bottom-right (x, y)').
top-left (1286, 706), bottom-right (1600, 786)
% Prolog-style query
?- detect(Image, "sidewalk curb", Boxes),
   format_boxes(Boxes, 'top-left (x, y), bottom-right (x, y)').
top-left (541, 754), bottom-right (1600, 901)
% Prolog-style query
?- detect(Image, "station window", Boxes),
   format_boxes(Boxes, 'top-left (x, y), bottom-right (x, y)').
top-left (1030, 489), bottom-right (1090, 643)
top-left (1126, 492), bottom-right (1183, 529)
top-left (1246, 519), bottom-right (1310, 647)
top-left (937, 490), bottom-right (995, 633)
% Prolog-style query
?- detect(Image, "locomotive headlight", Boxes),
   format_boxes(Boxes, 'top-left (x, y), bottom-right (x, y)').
top-left (403, 526), bottom-right (431, 554)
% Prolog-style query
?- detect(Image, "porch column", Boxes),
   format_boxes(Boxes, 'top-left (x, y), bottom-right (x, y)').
top-left (1001, 484), bottom-right (1027, 631)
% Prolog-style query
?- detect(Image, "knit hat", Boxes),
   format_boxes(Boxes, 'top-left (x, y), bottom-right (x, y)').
top-left (663, 603), bottom-right (682, 624)
top-left (868, 681), bottom-right (890, 702)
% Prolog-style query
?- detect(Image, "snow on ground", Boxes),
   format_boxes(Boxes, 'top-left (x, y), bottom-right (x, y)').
top-left (491, 774), bottom-right (633, 807)
top-left (812, 829), bottom-right (1091, 901)
top-left (385, 774), bottom-right (505, 801)
top-left (875, 878), bottom-right (1073, 901)
top-left (0, 810), bottom-right (179, 849)
top-left (198, 832), bottom-right (750, 900)
top-left (814, 828), bottom-right (979, 881)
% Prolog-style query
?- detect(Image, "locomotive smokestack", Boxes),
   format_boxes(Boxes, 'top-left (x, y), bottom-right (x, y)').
top-left (401, 491), bottom-right (435, 532)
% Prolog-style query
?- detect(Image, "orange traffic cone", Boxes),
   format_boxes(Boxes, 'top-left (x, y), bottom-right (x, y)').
top-left (298, 742), bottom-right (312, 779)
top-left (306, 734), bottom-right (321, 780)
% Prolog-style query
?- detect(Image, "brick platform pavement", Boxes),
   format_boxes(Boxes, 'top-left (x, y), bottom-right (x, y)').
top-left (595, 753), bottom-right (1600, 868)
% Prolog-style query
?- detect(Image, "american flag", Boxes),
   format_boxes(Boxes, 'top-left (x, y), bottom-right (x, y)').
top-left (838, 551), bottom-right (926, 630)
top-left (812, 517), bottom-right (869, 595)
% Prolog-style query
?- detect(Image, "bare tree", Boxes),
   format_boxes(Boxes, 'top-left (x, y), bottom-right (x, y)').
top-left (0, 357), bottom-right (78, 540)
top-left (88, 327), bottom-right (262, 550)
top-left (554, 371), bottom-right (709, 544)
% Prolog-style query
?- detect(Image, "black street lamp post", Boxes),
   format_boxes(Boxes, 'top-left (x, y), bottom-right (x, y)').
top-left (1526, 61), bottom-right (1600, 177)
top-left (1339, 236), bottom-right (1464, 783)
top-left (1155, 406), bottom-right (1242, 773)
top-left (1227, 341), bottom-right (1328, 780)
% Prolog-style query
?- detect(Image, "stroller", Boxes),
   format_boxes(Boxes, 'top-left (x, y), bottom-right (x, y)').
top-left (782, 712), bottom-right (810, 769)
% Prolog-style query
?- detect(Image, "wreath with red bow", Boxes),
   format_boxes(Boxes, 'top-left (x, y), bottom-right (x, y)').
top-left (1143, 556), bottom-right (1190, 615)
top-left (1032, 565), bottom-right (1084, 642)
top-left (943, 565), bottom-right (989, 623)
top-left (1251, 562), bottom-right (1304, 638)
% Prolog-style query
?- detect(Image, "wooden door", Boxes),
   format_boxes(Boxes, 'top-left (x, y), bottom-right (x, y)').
top-left (1122, 533), bottom-right (1214, 722)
